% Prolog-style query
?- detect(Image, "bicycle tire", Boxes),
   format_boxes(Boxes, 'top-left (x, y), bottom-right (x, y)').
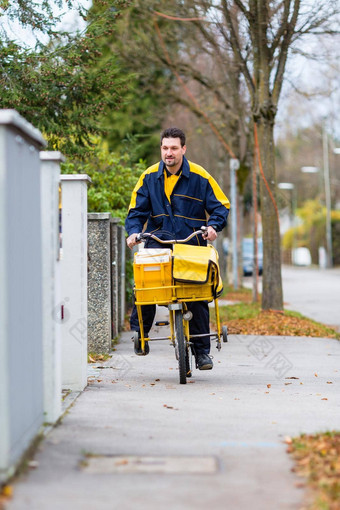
top-left (175, 310), bottom-right (187, 384)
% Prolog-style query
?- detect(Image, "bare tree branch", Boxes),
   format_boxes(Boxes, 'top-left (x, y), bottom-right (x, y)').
top-left (272, 0), bottom-right (300, 105)
top-left (269, 0), bottom-right (291, 58)
top-left (221, 0), bottom-right (255, 96)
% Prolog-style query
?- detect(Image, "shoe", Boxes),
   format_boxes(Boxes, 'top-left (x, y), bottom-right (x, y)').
top-left (196, 353), bottom-right (213, 370)
top-left (133, 332), bottom-right (150, 356)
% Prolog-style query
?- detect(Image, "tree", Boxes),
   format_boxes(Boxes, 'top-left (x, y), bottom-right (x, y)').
top-left (136, 0), bottom-right (338, 309)
top-left (201, 1), bottom-right (339, 309)
top-left (88, 0), bottom-right (181, 164)
top-left (0, 1), bottom-right (128, 158)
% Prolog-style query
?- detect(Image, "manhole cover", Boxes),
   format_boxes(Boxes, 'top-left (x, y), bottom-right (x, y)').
top-left (82, 455), bottom-right (218, 474)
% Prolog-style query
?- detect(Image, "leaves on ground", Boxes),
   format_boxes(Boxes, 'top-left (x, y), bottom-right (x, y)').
top-left (88, 353), bottom-right (111, 363)
top-left (288, 431), bottom-right (340, 509)
top-left (213, 301), bottom-right (339, 339)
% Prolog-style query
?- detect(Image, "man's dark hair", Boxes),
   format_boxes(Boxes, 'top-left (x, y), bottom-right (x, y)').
top-left (160, 127), bottom-right (186, 147)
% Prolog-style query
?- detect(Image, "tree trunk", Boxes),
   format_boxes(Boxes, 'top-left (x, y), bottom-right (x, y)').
top-left (257, 119), bottom-right (283, 310)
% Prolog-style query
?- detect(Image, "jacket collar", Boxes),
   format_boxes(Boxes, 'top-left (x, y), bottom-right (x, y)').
top-left (157, 155), bottom-right (190, 179)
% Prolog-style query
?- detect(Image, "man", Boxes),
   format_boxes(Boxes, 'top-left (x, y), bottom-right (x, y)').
top-left (125, 127), bottom-right (230, 370)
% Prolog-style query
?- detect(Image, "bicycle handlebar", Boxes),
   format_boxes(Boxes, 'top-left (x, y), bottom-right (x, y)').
top-left (136, 226), bottom-right (208, 244)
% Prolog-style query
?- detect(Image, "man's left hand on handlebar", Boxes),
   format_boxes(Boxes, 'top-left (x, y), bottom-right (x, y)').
top-left (202, 225), bottom-right (217, 241)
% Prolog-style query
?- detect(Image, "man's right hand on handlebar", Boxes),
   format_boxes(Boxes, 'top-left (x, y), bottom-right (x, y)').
top-left (126, 233), bottom-right (140, 249)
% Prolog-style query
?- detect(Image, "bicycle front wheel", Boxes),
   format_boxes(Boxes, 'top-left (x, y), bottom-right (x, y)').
top-left (175, 310), bottom-right (187, 384)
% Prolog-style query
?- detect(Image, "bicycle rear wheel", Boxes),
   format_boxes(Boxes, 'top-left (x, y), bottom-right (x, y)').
top-left (175, 310), bottom-right (186, 384)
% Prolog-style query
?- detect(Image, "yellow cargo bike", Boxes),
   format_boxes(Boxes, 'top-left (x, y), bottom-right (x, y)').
top-left (132, 227), bottom-right (228, 384)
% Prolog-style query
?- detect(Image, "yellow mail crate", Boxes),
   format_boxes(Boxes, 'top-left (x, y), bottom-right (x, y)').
top-left (133, 249), bottom-right (173, 303)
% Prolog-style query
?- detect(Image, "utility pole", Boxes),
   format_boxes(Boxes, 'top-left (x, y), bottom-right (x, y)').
top-left (230, 158), bottom-right (240, 289)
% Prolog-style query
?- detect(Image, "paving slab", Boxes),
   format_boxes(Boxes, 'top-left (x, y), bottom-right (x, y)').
top-left (5, 307), bottom-right (340, 510)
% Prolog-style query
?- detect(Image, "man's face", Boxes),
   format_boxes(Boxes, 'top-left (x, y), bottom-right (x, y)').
top-left (161, 137), bottom-right (186, 169)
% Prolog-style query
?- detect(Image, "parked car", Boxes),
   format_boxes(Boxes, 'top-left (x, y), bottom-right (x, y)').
top-left (242, 238), bottom-right (263, 276)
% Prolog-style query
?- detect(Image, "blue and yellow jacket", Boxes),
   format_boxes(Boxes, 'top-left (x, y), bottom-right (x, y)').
top-left (125, 156), bottom-right (230, 246)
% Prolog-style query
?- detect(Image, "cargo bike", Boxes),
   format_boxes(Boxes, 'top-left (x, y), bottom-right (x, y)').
top-left (132, 227), bottom-right (228, 384)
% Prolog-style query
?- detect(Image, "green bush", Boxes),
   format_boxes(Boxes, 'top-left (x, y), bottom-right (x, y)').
top-left (62, 139), bottom-right (146, 220)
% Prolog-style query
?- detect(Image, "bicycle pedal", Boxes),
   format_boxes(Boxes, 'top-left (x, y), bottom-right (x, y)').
top-left (155, 321), bottom-right (170, 326)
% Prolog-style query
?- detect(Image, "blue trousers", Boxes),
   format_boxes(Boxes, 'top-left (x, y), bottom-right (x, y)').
top-left (130, 300), bottom-right (211, 355)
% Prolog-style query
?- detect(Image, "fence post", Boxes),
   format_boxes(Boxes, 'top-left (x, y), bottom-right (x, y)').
top-left (40, 151), bottom-right (64, 423)
top-left (0, 110), bottom-right (46, 482)
top-left (60, 175), bottom-right (91, 392)
top-left (88, 213), bottom-right (112, 354)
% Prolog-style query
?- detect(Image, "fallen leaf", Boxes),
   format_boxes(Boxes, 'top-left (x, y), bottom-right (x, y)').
top-left (314, 373), bottom-right (318, 377)
top-left (321, 398), bottom-right (328, 401)
top-left (155, 379), bottom-right (160, 382)
top-left (1, 485), bottom-right (13, 498)
top-left (286, 377), bottom-right (299, 380)
top-left (326, 381), bottom-right (333, 384)
top-left (115, 459), bottom-right (129, 466)
top-left (267, 384), bottom-right (271, 388)
top-left (285, 382), bottom-right (292, 385)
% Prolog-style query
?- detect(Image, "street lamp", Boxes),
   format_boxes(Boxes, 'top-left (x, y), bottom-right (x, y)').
top-left (301, 166), bottom-right (319, 174)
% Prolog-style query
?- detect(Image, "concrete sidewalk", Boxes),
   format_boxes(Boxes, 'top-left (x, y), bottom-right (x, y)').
top-left (6, 308), bottom-right (340, 510)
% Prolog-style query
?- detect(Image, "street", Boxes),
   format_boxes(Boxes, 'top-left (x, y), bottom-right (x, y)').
top-left (244, 265), bottom-right (340, 332)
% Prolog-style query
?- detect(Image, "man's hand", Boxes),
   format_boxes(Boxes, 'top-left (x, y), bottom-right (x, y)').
top-left (126, 233), bottom-right (139, 249)
top-left (202, 226), bottom-right (217, 241)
